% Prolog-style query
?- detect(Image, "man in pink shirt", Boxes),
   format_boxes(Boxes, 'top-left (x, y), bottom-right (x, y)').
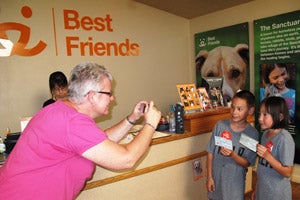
top-left (0, 62), bottom-right (161, 200)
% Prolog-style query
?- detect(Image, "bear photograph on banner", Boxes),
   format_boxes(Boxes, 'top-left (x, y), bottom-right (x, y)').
top-left (194, 22), bottom-right (250, 105)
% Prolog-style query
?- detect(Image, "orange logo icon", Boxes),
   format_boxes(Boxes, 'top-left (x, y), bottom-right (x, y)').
top-left (0, 6), bottom-right (47, 57)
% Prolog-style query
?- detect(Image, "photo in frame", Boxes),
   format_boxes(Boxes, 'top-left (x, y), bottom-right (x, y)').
top-left (202, 77), bottom-right (225, 108)
top-left (197, 87), bottom-right (212, 110)
top-left (176, 83), bottom-right (202, 112)
top-left (192, 159), bottom-right (204, 181)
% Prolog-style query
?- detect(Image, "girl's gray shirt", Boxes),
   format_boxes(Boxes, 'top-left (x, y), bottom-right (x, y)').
top-left (256, 129), bottom-right (295, 200)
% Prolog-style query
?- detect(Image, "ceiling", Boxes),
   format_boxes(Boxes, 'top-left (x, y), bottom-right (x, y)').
top-left (134, 0), bottom-right (253, 19)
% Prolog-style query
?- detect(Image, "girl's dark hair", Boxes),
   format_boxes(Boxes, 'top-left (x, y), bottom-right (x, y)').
top-left (49, 71), bottom-right (68, 91)
top-left (261, 96), bottom-right (289, 129)
top-left (234, 90), bottom-right (255, 108)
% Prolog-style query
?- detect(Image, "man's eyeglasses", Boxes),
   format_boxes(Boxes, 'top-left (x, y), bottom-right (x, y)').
top-left (96, 91), bottom-right (113, 97)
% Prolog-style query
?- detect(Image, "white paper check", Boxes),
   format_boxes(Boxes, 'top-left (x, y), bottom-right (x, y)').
top-left (214, 136), bottom-right (233, 150)
top-left (239, 133), bottom-right (258, 152)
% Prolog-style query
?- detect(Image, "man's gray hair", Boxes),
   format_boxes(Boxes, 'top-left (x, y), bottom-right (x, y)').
top-left (68, 62), bottom-right (113, 104)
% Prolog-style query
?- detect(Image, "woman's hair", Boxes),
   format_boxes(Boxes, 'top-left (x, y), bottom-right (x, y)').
top-left (261, 63), bottom-right (287, 85)
top-left (233, 90), bottom-right (255, 108)
top-left (261, 96), bottom-right (290, 129)
top-left (68, 62), bottom-right (113, 104)
top-left (49, 71), bottom-right (68, 92)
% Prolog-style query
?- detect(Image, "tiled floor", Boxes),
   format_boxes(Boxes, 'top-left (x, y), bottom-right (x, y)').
top-left (245, 171), bottom-right (300, 200)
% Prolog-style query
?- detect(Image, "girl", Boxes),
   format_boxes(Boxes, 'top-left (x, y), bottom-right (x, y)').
top-left (260, 63), bottom-right (295, 123)
top-left (254, 96), bottom-right (295, 200)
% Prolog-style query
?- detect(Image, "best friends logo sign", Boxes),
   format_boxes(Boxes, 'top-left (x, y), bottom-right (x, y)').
top-left (0, 5), bottom-right (141, 57)
top-left (0, 6), bottom-right (47, 57)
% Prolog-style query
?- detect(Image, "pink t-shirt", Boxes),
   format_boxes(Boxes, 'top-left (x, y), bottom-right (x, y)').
top-left (0, 101), bottom-right (107, 199)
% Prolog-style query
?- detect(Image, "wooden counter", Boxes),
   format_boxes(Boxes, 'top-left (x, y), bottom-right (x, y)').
top-left (184, 108), bottom-right (231, 134)
top-left (184, 107), bottom-right (254, 134)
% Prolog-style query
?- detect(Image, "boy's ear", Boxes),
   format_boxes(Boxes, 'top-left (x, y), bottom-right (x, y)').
top-left (248, 106), bottom-right (255, 115)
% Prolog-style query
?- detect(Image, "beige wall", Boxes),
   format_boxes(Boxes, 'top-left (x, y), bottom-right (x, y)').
top-left (0, 0), bottom-right (190, 136)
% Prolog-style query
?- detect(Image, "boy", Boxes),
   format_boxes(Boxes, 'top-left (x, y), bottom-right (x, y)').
top-left (206, 90), bottom-right (259, 200)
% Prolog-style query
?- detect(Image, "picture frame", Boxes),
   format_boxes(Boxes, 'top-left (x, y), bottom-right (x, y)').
top-left (208, 87), bottom-right (224, 108)
top-left (197, 87), bottom-right (212, 110)
top-left (176, 83), bottom-right (202, 111)
top-left (202, 77), bottom-right (225, 108)
top-left (192, 159), bottom-right (204, 181)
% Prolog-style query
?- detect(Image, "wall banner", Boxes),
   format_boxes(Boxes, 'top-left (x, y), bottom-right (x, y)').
top-left (254, 10), bottom-right (300, 163)
top-left (194, 23), bottom-right (250, 103)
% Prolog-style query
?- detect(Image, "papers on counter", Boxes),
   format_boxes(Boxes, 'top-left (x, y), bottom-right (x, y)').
top-left (120, 125), bottom-right (172, 144)
top-left (20, 116), bottom-right (32, 132)
top-left (130, 125), bottom-right (172, 139)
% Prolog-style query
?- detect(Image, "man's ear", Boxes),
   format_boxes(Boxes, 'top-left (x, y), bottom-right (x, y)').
top-left (248, 106), bottom-right (255, 116)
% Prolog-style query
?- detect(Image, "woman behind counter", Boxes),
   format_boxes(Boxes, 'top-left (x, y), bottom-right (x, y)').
top-left (42, 71), bottom-right (68, 107)
top-left (0, 62), bottom-right (161, 200)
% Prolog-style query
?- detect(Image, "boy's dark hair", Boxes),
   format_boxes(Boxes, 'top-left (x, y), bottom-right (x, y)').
top-left (233, 90), bottom-right (255, 108)
top-left (261, 96), bottom-right (289, 129)
top-left (49, 71), bottom-right (68, 91)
